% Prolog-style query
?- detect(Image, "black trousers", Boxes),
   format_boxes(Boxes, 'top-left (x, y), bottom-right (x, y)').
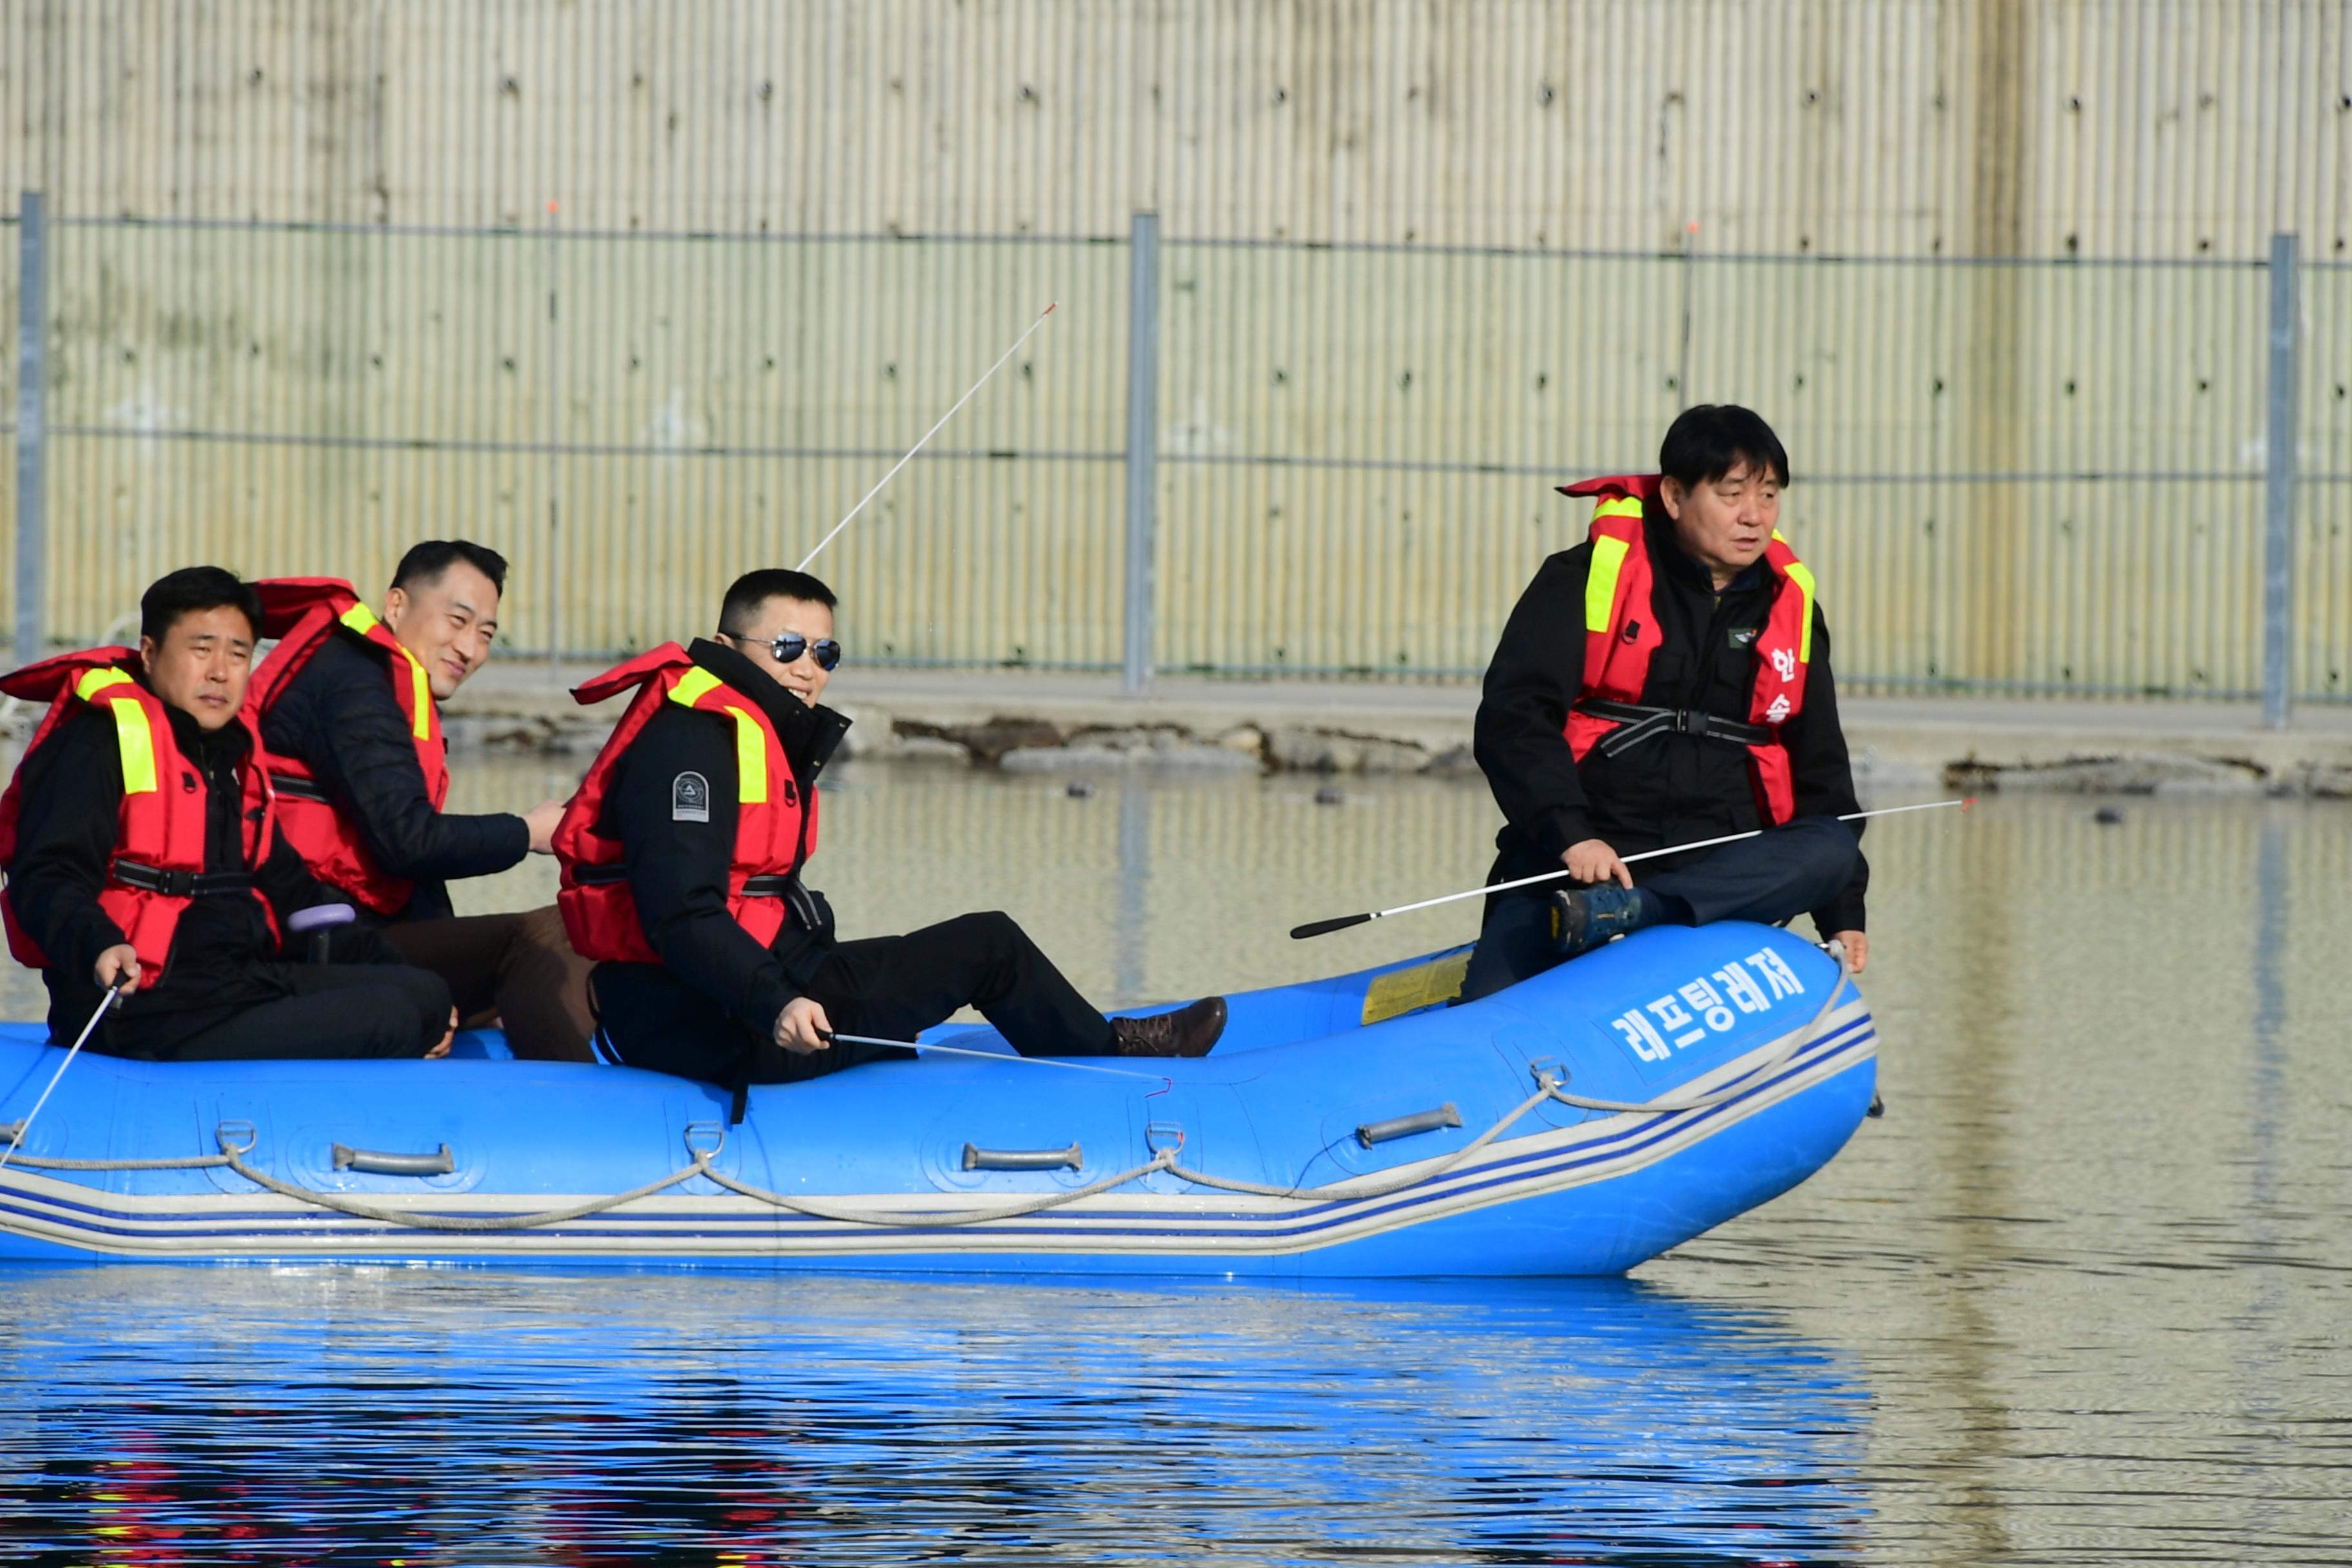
top-left (1459, 816), bottom-right (1860, 1003)
top-left (593, 910), bottom-right (1117, 1086)
top-left (97, 964), bottom-right (454, 1062)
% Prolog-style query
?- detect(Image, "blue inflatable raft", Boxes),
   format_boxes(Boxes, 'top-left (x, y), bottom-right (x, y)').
top-left (0, 922), bottom-right (1875, 1275)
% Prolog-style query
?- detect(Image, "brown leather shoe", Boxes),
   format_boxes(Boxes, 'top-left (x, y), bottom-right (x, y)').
top-left (1106, 997), bottom-right (1228, 1057)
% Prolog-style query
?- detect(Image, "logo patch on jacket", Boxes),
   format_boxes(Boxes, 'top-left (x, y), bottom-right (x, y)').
top-left (672, 771), bottom-right (711, 823)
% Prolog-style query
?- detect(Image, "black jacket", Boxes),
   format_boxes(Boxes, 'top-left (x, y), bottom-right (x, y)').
top-left (591, 640), bottom-right (852, 1043)
top-left (256, 631), bottom-right (529, 922)
top-left (7, 694), bottom-right (407, 1052)
top-left (1473, 505), bottom-right (1868, 934)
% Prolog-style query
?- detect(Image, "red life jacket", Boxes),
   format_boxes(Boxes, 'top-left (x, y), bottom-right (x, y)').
top-left (244, 578), bottom-right (449, 915)
top-left (0, 648), bottom-right (279, 988)
top-left (1556, 474), bottom-right (1819, 825)
top-left (553, 644), bottom-right (819, 964)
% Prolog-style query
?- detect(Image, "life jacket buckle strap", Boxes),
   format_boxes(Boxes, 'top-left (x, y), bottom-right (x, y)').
top-left (112, 860), bottom-right (255, 899)
top-left (1576, 699), bottom-right (1770, 754)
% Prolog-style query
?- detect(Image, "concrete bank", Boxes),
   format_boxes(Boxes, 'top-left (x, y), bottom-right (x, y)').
top-left (444, 663), bottom-right (2352, 799)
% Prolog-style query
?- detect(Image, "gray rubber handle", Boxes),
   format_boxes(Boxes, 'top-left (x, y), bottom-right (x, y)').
top-left (962, 1141), bottom-right (1081, 1171)
top-left (333, 1141), bottom-right (455, 1177)
top-left (288, 904), bottom-right (358, 934)
top-left (1356, 1103), bottom-right (1462, 1148)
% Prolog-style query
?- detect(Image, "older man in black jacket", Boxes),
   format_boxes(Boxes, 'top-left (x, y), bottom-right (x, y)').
top-left (1462, 405), bottom-right (1869, 1003)
top-left (3, 568), bottom-right (453, 1061)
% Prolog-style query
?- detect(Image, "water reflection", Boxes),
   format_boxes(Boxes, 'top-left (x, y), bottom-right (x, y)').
top-left (4, 760), bottom-right (2351, 1559)
top-left (0, 1269), bottom-right (1869, 1565)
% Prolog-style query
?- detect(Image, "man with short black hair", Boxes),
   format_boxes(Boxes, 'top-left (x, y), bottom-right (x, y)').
top-left (1, 567), bottom-right (455, 1061)
top-left (1462, 404), bottom-right (1870, 1001)
top-left (556, 567), bottom-right (1228, 1103)
top-left (248, 540), bottom-right (593, 1059)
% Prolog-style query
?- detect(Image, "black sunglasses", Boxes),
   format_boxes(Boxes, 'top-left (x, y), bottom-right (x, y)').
top-left (724, 631), bottom-right (842, 671)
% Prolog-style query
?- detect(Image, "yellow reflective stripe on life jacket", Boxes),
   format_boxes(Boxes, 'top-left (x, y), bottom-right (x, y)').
top-left (104, 696), bottom-right (161, 794)
top-left (723, 707), bottom-right (769, 804)
top-left (664, 667), bottom-right (769, 803)
top-left (339, 603), bottom-right (433, 740)
top-left (1772, 532), bottom-right (1818, 664)
top-left (667, 667), bottom-right (723, 710)
top-left (395, 647), bottom-right (432, 740)
top-left (74, 667), bottom-right (134, 701)
top-left (1587, 534), bottom-right (1631, 635)
top-left (70, 668), bottom-right (159, 794)
top-left (1592, 497), bottom-right (1644, 522)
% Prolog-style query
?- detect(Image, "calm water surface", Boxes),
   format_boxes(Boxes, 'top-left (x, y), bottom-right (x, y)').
top-left (2, 760), bottom-right (2347, 1565)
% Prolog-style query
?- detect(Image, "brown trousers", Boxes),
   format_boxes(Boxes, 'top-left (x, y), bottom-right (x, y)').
top-left (383, 905), bottom-right (596, 1062)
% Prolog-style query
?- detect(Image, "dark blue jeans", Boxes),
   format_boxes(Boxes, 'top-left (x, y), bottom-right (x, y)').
top-left (1458, 816), bottom-right (1860, 1003)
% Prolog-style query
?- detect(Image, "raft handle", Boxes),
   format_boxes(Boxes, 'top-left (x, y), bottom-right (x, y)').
top-left (1357, 1103), bottom-right (1462, 1148)
top-left (963, 1142), bottom-right (1081, 1172)
top-left (333, 1142), bottom-right (455, 1177)
top-left (0, 1121), bottom-right (21, 1148)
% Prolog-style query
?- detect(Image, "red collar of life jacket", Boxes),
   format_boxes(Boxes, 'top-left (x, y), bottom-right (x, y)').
top-left (553, 643), bottom-right (818, 965)
top-left (245, 578), bottom-right (449, 915)
top-left (1, 648), bottom-right (279, 988)
top-left (1555, 475), bottom-right (1819, 825)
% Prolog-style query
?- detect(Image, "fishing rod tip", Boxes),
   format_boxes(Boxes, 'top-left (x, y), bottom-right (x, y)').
top-left (1042, 301), bottom-right (1057, 315)
top-left (1963, 796), bottom-right (1977, 810)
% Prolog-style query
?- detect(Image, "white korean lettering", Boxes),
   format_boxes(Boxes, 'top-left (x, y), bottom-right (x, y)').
top-left (1679, 977), bottom-right (1736, 1032)
top-left (1713, 961), bottom-right (1771, 1014)
top-left (1646, 993), bottom-right (1706, 1050)
top-left (1612, 1010), bottom-right (1669, 1063)
top-left (1748, 948), bottom-right (1807, 999)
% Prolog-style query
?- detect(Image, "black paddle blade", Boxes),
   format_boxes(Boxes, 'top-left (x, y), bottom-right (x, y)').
top-left (1291, 912), bottom-right (1373, 940)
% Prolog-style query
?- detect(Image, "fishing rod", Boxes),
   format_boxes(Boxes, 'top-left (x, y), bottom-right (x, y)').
top-left (795, 302), bottom-right (1058, 571)
top-left (0, 977), bottom-right (132, 1170)
top-left (1289, 798), bottom-right (1974, 940)
top-left (818, 1029), bottom-right (1165, 1082)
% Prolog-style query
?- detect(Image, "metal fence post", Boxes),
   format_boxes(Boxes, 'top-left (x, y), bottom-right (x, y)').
top-left (2261, 232), bottom-right (2298, 730)
top-left (14, 191), bottom-right (48, 668)
top-left (1122, 211), bottom-right (1161, 696)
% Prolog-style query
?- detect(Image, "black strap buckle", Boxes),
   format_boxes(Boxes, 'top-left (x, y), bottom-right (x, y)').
top-left (112, 860), bottom-right (253, 898)
top-left (739, 874), bottom-right (791, 897)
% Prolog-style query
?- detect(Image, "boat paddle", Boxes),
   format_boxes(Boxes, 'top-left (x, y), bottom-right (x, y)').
top-left (1289, 798), bottom-right (1974, 940)
top-left (0, 974), bottom-right (133, 1170)
top-left (796, 302), bottom-right (1057, 571)
top-left (816, 1029), bottom-right (1167, 1081)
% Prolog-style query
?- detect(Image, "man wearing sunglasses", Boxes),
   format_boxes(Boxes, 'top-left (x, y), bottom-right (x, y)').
top-left (556, 567), bottom-right (1227, 1109)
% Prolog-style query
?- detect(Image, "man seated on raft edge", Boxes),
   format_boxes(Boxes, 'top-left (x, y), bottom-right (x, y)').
top-left (246, 540), bottom-right (594, 1062)
top-left (0, 567), bottom-right (457, 1061)
top-left (554, 567), bottom-right (1228, 1102)
top-left (1461, 403), bottom-right (1870, 1003)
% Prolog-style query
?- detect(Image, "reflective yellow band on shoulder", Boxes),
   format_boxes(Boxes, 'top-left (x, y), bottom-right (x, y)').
top-left (74, 667), bottom-right (134, 701)
top-left (1592, 496), bottom-right (1644, 521)
top-left (338, 603), bottom-right (383, 636)
top-left (722, 707), bottom-right (768, 804)
top-left (1776, 537), bottom-right (1818, 664)
top-left (1587, 534), bottom-right (1631, 635)
top-left (396, 647), bottom-right (433, 740)
top-left (105, 698), bottom-right (159, 794)
top-left (667, 667), bottom-right (723, 709)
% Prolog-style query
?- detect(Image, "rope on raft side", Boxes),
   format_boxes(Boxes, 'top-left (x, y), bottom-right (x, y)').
top-left (0, 952), bottom-right (1857, 1233)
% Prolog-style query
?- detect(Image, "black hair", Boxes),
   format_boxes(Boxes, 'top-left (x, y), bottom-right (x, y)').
top-left (140, 565), bottom-right (262, 645)
top-left (1659, 404), bottom-right (1792, 491)
top-left (391, 539), bottom-right (509, 596)
top-left (718, 569), bottom-right (838, 636)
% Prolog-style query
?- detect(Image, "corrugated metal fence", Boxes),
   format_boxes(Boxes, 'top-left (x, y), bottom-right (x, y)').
top-left (6, 211), bottom-right (2347, 698)
top-left (2, 0), bottom-right (2347, 701)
